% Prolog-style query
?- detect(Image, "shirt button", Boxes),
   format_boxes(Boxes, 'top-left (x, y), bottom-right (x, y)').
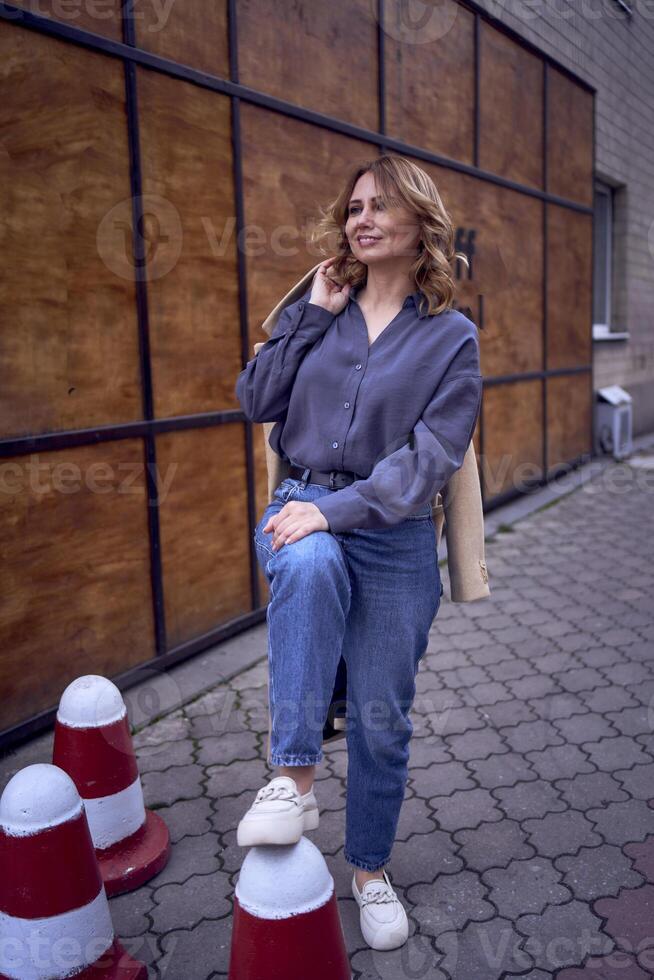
top-left (355, 363), bottom-right (362, 370)
top-left (332, 441), bottom-right (338, 449)
top-left (344, 402), bottom-right (350, 408)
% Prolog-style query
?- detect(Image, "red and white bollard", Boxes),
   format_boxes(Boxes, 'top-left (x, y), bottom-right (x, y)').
top-left (52, 675), bottom-right (170, 897)
top-left (0, 763), bottom-right (147, 980)
top-left (228, 836), bottom-right (351, 979)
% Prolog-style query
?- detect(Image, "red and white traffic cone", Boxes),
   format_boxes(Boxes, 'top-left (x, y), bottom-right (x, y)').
top-left (52, 675), bottom-right (170, 897)
top-left (0, 763), bottom-right (147, 980)
top-left (228, 836), bottom-right (350, 979)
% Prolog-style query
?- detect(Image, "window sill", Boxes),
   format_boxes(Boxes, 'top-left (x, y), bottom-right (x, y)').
top-left (593, 324), bottom-right (630, 342)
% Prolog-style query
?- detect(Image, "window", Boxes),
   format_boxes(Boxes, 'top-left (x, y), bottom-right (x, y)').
top-left (593, 181), bottom-right (613, 332)
top-left (593, 180), bottom-right (628, 342)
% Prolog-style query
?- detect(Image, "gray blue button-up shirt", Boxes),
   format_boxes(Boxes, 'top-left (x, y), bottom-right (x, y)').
top-left (235, 282), bottom-right (482, 534)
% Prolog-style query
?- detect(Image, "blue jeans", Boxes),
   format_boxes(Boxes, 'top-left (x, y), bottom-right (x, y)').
top-left (253, 477), bottom-right (443, 872)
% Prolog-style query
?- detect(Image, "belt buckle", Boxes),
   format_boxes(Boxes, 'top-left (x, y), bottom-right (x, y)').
top-left (329, 470), bottom-right (338, 490)
top-left (299, 466), bottom-right (310, 490)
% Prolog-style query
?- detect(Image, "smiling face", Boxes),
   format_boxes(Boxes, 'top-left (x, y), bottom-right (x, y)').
top-left (345, 170), bottom-right (422, 266)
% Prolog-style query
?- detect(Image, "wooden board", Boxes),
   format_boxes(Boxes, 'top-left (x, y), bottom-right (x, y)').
top-left (136, 68), bottom-right (241, 419)
top-left (384, 0), bottom-right (475, 163)
top-left (479, 21), bottom-right (544, 189)
top-left (237, 0), bottom-right (378, 131)
top-left (133, 0), bottom-right (230, 79)
top-left (546, 373), bottom-right (592, 475)
top-left (0, 23), bottom-right (141, 438)
top-left (0, 440), bottom-right (155, 731)
top-left (547, 205), bottom-right (593, 370)
top-left (7, 0), bottom-right (122, 40)
top-left (482, 381), bottom-right (544, 499)
top-left (547, 64), bottom-right (593, 206)
top-left (156, 427), bottom-right (252, 648)
top-left (417, 162), bottom-right (544, 377)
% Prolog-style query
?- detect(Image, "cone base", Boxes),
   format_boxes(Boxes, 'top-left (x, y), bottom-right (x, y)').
top-left (228, 893), bottom-right (350, 979)
top-left (0, 938), bottom-right (147, 980)
top-left (99, 809), bottom-right (171, 897)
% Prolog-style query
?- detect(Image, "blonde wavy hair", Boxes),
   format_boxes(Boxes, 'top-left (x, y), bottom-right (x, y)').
top-left (309, 154), bottom-right (467, 317)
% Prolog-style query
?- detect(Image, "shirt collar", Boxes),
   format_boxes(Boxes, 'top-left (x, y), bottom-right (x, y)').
top-left (350, 283), bottom-right (429, 319)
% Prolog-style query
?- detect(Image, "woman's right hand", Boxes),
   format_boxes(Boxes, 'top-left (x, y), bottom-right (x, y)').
top-left (309, 257), bottom-right (352, 316)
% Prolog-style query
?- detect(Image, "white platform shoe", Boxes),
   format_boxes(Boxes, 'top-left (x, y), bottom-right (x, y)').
top-left (236, 775), bottom-right (319, 847)
top-left (351, 868), bottom-right (409, 950)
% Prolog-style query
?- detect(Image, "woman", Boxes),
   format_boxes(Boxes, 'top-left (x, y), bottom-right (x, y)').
top-left (234, 154), bottom-right (482, 951)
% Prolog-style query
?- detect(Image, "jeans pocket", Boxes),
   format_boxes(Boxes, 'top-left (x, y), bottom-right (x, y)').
top-left (254, 503), bottom-right (282, 561)
top-left (274, 478), bottom-right (300, 503)
top-left (254, 529), bottom-right (274, 567)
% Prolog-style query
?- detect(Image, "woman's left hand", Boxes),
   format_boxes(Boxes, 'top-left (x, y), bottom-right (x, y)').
top-left (264, 501), bottom-right (330, 551)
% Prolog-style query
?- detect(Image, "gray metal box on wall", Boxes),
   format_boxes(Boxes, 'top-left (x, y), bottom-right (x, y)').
top-left (595, 386), bottom-right (633, 459)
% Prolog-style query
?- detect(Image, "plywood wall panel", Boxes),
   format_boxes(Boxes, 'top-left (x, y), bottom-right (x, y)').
top-left (479, 22), bottom-right (543, 190)
top-left (136, 69), bottom-right (240, 420)
top-left (0, 440), bottom-right (155, 731)
top-left (384, 0), bottom-right (475, 164)
top-left (0, 24), bottom-right (141, 439)
top-left (8, 0), bottom-right (122, 40)
top-left (132, 0), bottom-right (230, 78)
top-left (419, 163), bottom-right (543, 378)
top-left (482, 381), bottom-right (544, 499)
top-left (156, 426), bottom-right (252, 648)
top-left (547, 205), bottom-right (592, 371)
top-left (546, 374), bottom-right (592, 475)
top-left (237, 0), bottom-right (378, 131)
top-left (547, 65), bottom-right (593, 207)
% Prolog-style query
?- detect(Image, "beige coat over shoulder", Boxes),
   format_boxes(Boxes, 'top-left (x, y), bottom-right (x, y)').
top-left (251, 262), bottom-right (490, 603)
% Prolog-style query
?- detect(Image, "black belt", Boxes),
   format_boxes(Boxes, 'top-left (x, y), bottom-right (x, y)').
top-left (287, 463), bottom-right (359, 489)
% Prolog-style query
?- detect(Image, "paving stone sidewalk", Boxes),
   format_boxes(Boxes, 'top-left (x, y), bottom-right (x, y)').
top-left (5, 451), bottom-right (654, 978)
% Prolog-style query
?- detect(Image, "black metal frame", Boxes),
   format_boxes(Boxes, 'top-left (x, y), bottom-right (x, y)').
top-left (542, 59), bottom-right (549, 484)
top-left (122, 0), bottom-right (167, 657)
top-left (0, 0), bottom-right (596, 750)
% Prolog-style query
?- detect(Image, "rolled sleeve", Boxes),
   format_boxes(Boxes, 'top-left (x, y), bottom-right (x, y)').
top-left (314, 372), bottom-right (483, 533)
